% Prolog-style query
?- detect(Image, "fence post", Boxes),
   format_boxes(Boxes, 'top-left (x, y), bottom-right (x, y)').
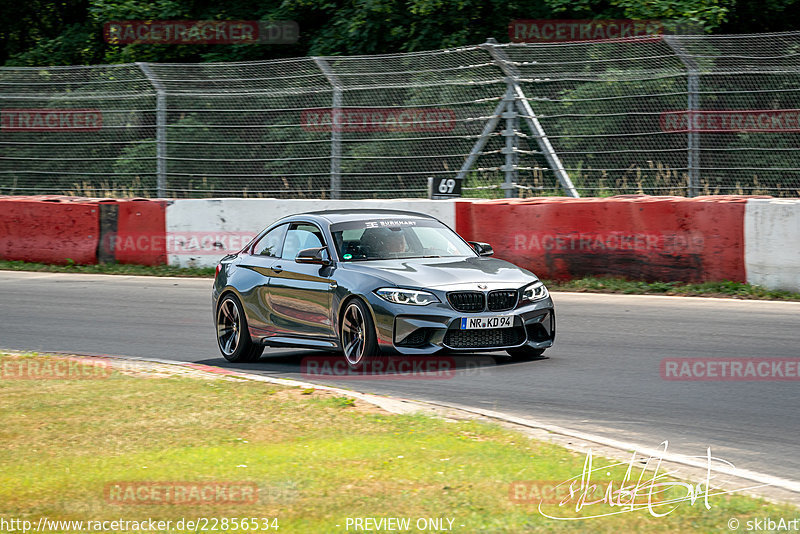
top-left (664, 36), bottom-right (700, 198)
top-left (313, 57), bottom-right (342, 200)
top-left (136, 62), bottom-right (167, 198)
top-left (483, 38), bottom-right (579, 198)
top-left (501, 86), bottom-right (518, 198)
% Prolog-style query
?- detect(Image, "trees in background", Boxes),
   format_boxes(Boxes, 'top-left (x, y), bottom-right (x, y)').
top-left (1, 0), bottom-right (798, 67)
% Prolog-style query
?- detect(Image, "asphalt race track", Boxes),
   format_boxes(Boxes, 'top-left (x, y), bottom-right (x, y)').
top-left (2, 271), bottom-right (799, 484)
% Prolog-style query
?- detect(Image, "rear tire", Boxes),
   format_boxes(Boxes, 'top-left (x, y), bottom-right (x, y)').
top-left (505, 346), bottom-right (546, 361)
top-left (340, 298), bottom-right (379, 370)
top-left (216, 294), bottom-right (264, 363)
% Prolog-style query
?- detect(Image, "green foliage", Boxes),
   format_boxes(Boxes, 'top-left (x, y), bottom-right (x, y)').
top-left (2, 0), bottom-right (794, 67)
top-left (331, 396), bottom-right (356, 408)
top-left (544, 0), bottom-right (732, 30)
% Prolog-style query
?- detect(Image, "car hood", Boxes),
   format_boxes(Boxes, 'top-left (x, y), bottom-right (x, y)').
top-left (340, 256), bottom-right (538, 290)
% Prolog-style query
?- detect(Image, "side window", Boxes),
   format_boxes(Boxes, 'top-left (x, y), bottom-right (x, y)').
top-left (282, 223), bottom-right (325, 260)
top-left (253, 224), bottom-right (287, 257)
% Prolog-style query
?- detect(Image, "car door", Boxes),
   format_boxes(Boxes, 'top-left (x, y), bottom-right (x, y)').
top-left (237, 223), bottom-right (287, 337)
top-left (267, 222), bottom-right (337, 340)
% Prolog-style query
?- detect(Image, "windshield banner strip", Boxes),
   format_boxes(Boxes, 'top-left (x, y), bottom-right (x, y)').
top-left (330, 219), bottom-right (440, 232)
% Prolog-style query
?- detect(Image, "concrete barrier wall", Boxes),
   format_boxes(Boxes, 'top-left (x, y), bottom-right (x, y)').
top-left (0, 196), bottom-right (166, 266)
top-left (0, 196), bottom-right (100, 264)
top-left (745, 199), bottom-right (800, 291)
top-left (456, 195), bottom-right (749, 283)
top-left (111, 199), bottom-right (168, 266)
top-left (2, 195), bottom-right (800, 292)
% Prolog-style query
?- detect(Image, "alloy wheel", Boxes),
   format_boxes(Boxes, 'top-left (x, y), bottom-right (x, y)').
top-left (342, 302), bottom-right (366, 365)
top-left (217, 298), bottom-right (241, 357)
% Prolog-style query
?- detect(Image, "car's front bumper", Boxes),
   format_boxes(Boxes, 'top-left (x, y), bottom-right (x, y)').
top-left (364, 292), bottom-right (555, 355)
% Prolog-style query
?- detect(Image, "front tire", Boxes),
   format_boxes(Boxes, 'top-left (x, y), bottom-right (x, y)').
top-left (216, 294), bottom-right (264, 363)
top-left (505, 346), bottom-right (546, 361)
top-left (340, 299), bottom-right (379, 370)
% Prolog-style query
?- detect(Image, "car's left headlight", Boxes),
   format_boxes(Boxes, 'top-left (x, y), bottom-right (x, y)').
top-left (375, 288), bottom-right (440, 306)
top-left (520, 280), bottom-right (549, 302)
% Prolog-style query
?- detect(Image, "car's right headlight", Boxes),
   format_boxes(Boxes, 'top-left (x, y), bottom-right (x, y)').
top-left (520, 280), bottom-right (549, 302)
top-left (375, 288), bottom-right (440, 306)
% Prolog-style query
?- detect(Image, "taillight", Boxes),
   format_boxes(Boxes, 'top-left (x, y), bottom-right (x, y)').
top-left (215, 264), bottom-right (222, 278)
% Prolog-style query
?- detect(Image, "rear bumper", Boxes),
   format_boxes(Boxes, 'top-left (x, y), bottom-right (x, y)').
top-left (365, 293), bottom-right (555, 355)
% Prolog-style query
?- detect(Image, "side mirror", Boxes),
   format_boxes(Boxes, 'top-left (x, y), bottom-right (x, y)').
top-left (468, 241), bottom-right (494, 256)
top-left (296, 247), bottom-right (332, 266)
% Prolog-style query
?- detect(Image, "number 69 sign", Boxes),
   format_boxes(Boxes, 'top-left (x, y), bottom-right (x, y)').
top-left (429, 177), bottom-right (462, 199)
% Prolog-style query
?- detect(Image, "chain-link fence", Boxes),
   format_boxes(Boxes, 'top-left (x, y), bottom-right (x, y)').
top-left (2, 31), bottom-right (800, 199)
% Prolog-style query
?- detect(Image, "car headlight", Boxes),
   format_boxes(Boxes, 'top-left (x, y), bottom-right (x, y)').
top-left (375, 288), bottom-right (440, 306)
top-left (521, 281), bottom-right (549, 302)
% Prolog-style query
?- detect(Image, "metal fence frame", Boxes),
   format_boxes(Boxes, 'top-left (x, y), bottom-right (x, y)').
top-left (3, 32), bottom-right (800, 199)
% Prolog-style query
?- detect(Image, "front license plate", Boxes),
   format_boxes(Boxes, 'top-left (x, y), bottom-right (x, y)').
top-left (460, 315), bottom-right (513, 330)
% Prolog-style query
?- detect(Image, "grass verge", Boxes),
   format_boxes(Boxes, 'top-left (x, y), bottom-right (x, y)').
top-left (0, 259), bottom-right (215, 278)
top-left (2, 259), bottom-right (799, 301)
top-left (0, 352), bottom-right (795, 533)
top-left (545, 276), bottom-right (800, 301)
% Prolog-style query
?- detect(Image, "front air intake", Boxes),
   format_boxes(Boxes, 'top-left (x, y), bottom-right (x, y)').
top-left (487, 290), bottom-right (517, 311)
top-left (447, 291), bottom-right (485, 312)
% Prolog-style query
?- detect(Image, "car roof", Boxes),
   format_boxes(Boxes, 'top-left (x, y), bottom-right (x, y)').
top-left (280, 209), bottom-right (438, 225)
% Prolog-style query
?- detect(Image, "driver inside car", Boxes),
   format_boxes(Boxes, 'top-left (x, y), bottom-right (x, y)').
top-left (383, 229), bottom-right (407, 254)
top-left (360, 227), bottom-right (408, 257)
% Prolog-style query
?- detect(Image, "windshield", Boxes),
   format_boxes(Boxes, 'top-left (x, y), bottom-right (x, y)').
top-left (330, 218), bottom-right (476, 261)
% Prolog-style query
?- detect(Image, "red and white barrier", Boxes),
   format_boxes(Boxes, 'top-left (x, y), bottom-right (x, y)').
top-left (1, 195), bottom-right (799, 292)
